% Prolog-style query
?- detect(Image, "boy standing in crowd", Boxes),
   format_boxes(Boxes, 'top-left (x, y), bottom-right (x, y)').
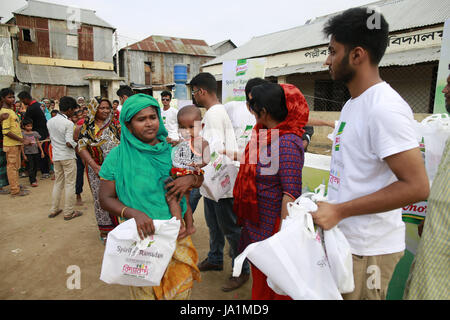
top-left (21, 118), bottom-right (45, 187)
top-left (19, 91), bottom-right (51, 179)
top-left (1, 88), bottom-right (30, 197)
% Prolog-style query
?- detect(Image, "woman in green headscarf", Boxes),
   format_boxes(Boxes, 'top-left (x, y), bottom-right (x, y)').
top-left (99, 93), bottom-right (202, 300)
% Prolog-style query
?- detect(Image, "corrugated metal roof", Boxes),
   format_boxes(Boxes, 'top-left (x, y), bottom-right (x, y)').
top-left (204, 0), bottom-right (450, 67)
top-left (125, 35), bottom-right (217, 57)
top-left (211, 39), bottom-right (236, 50)
top-left (13, 0), bottom-right (114, 30)
top-left (16, 61), bottom-right (121, 86)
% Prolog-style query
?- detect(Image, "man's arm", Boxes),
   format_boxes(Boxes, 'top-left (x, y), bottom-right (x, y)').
top-left (312, 148), bottom-right (430, 230)
top-left (307, 118), bottom-right (335, 128)
top-left (65, 121), bottom-right (77, 149)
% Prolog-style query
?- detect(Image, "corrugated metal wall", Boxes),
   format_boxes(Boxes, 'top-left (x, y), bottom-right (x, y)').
top-left (48, 20), bottom-right (78, 60)
top-left (123, 50), bottom-right (214, 86)
top-left (32, 84), bottom-right (67, 100)
top-left (93, 26), bottom-right (113, 63)
top-left (78, 24), bottom-right (94, 61)
top-left (0, 26), bottom-right (15, 78)
top-left (16, 14), bottom-right (50, 57)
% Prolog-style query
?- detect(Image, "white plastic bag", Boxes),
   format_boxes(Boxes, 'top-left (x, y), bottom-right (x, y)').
top-left (200, 150), bottom-right (238, 202)
top-left (416, 114), bottom-right (450, 184)
top-left (100, 217), bottom-right (180, 287)
top-left (233, 207), bottom-right (342, 300)
top-left (323, 228), bottom-right (354, 294)
top-left (283, 185), bottom-right (354, 294)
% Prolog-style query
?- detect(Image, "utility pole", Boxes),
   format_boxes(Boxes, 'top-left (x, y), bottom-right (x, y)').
top-left (126, 42), bottom-right (131, 86)
top-left (115, 31), bottom-right (120, 77)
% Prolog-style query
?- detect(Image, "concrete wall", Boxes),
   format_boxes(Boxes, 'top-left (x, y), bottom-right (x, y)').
top-left (286, 63), bottom-right (437, 114)
top-left (308, 111), bottom-right (431, 155)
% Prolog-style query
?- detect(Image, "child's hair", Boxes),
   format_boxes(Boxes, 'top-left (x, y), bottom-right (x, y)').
top-left (22, 117), bottom-right (33, 127)
top-left (177, 105), bottom-right (202, 122)
top-left (0, 88), bottom-right (14, 99)
top-left (51, 110), bottom-right (58, 116)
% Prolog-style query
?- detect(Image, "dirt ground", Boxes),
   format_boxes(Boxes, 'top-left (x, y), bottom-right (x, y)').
top-left (0, 173), bottom-right (252, 300)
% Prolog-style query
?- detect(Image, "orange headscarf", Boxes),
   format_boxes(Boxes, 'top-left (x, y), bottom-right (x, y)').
top-left (233, 84), bottom-right (309, 225)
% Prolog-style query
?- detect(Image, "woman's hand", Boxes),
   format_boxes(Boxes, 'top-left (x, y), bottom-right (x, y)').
top-left (126, 208), bottom-right (155, 240)
top-left (165, 175), bottom-right (195, 202)
top-left (92, 163), bottom-right (101, 176)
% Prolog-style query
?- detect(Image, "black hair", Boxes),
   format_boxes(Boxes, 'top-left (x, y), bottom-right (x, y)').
top-left (190, 72), bottom-right (217, 94)
top-left (22, 117), bottom-right (33, 126)
top-left (59, 96), bottom-right (78, 112)
top-left (161, 91), bottom-right (172, 99)
top-left (113, 100), bottom-right (120, 104)
top-left (0, 88), bottom-right (14, 99)
top-left (323, 7), bottom-right (389, 65)
top-left (249, 83), bottom-right (287, 122)
top-left (18, 91), bottom-right (32, 100)
top-left (245, 78), bottom-right (268, 102)
top-left (116, 85), bottom-right (134, 98)
top-left (83, 107), bottom-right (88, 111)
top-left (51, 110), bottom-right (58, 115)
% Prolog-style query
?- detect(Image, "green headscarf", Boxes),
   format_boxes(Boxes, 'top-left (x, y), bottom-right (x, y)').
top-left (100, 93), bottom-right (186, 220)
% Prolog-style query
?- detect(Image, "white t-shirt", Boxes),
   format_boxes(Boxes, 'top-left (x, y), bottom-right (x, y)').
top-left (327, 82), bottom-right (419, 256)
top-left (161, 107), bottom-right (179, 141)
top-left (200, 104), bottom-right (238, 200)
top-left (224, 101), bottom-right (256, 155)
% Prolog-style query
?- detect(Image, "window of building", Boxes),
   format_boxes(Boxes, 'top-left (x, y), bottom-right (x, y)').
top-left (22, 29), bottom-right (33, 42)
top-left (144, 62), bottom-right (152, 85)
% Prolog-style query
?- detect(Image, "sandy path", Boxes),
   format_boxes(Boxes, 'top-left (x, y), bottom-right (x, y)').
top-left (0, 173), bottom-right (252, 300)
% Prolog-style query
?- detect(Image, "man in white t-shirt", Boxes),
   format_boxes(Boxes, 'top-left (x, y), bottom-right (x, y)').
top-left (191, 72), bottom-right (250, 292)
top-left (313, 8), bottom-right (430, 300)
top-left (223, 100), bottom-right (256, 156)
top-left (160, 91), bottom-right (179, 144)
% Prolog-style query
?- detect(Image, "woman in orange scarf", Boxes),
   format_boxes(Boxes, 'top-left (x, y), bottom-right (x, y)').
top-left (233, 83), bottom-right (309, 300)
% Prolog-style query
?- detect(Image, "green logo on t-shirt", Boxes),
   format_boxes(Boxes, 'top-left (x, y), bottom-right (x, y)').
top-left (335, 122), bottom-right (346, 151)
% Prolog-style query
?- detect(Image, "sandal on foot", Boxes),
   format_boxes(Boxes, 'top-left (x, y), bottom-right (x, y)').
top-left (48, 209), bottom-right (63, 218)
top-left (11, 190), bottom-right (30, 197)
top-left (64, 211), bottom-right (83, 221)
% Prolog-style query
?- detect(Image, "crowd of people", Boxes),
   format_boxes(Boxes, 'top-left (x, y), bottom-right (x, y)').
top-left (1, 8), bottom-right (448, 301)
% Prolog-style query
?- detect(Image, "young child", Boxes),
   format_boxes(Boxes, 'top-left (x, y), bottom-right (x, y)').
top-left (21, 118), bottom-right (44, 187)
top-left (167, 105), bottom-right (210, 236)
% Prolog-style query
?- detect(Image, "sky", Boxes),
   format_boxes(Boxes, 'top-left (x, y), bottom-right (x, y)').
top-left (0, 0), bottom-right (376, 49)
